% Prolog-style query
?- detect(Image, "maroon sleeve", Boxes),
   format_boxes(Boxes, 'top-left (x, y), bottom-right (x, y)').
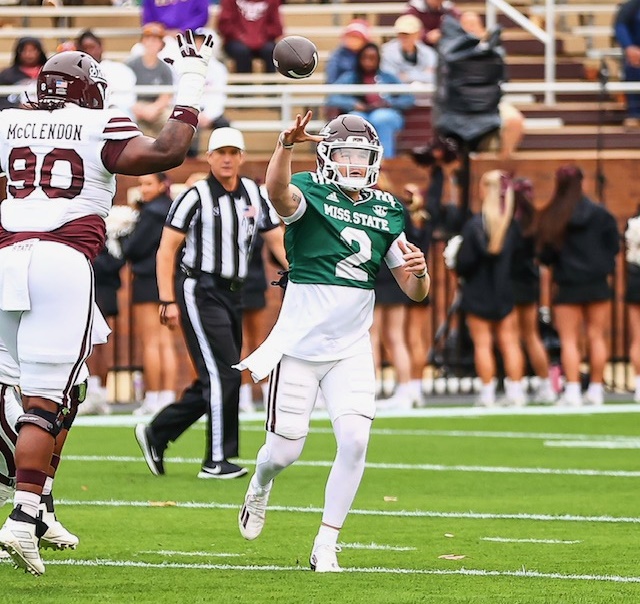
top-left (266, 0), bottom-right (284, 40)
top-left (101, 138), bottom-right (134, 174)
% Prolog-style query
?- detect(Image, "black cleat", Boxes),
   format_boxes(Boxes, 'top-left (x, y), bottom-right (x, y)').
top-left (134, 424), bottom-right (165, 476)
top-left (197, 460), bottom-right (248, 480)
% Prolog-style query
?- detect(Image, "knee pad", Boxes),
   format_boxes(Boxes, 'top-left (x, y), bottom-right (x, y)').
top-left (16, 408), bottom-right (64, 438)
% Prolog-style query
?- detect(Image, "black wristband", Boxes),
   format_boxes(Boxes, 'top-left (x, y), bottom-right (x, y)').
top-left (159, 300), bottom-right (176, 306)
top-left (414, 271), bottom-right (427, 279)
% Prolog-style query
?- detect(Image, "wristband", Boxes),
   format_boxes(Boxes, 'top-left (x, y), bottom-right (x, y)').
top-left (169, 106), bottom-right (198, 130)
top-left (159, 301), bottom-right (176, 306)
top-left (278, 132), bottom-right (294, 149)
top-left (414, 270), bottom-right (427, 279)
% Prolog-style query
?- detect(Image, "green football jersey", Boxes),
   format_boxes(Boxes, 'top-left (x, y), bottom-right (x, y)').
top-left (287, 171), bottom-right (406, 289)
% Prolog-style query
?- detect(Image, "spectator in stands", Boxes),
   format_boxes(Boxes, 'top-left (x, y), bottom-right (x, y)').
top-left (217, 0), bottom-right (283, 74)
top-left (0, 37), bottom-right (47, 110)
top-left (406, 0), bottom-right (461, 47)
top-left (381, 14), bottom-right (437, 86)
top-left (142, 0), bottom-right (209, 33)
top-left (615, 0), bottom-right (640, 129)
top-left (326, 43), bottom-right (415, 159)
top-left (127, 22), bottom-right (175, 137)
top-left (325, 19), bottom-right (372, 85)
top-left (189, 28), bottom-right (231, 157)
top-left (77, 30), bottom-right (137, 118)
top-left (624, 213), bottom-right (640, 401)
top-left (533, 165), bottom-right (620, 406)
top-left (511, 177), bottom-right (557, 404)
top-left (454, 170), bottom-right (525, 407)
top-left (123, 173), bottom-right (178, 416)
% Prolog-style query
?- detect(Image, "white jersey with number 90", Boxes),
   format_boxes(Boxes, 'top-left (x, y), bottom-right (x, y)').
top-left (0, 105), bottom-right (141, 233)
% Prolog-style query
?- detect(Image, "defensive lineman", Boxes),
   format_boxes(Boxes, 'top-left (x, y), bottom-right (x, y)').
top-left (235, 112), bottom-right (429, 571)
top-left (0, 31), bottom-right (215, 575)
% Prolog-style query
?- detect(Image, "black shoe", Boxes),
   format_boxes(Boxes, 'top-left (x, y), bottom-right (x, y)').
top-left (134, 424), bottom-right (165, 476)
top-left (197, 460), bottom-right (248, 480)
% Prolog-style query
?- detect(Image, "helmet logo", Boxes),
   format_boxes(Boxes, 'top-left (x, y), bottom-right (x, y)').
top-left (88, 61), bottom-right (106, 83)
top-left (54, 79), bottom-right (68, 96)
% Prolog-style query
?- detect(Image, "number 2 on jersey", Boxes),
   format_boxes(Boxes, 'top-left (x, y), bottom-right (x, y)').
top-left (8, 146), bottom-right (85, 199)
top-left (335, 226), bottom-right (372, 282)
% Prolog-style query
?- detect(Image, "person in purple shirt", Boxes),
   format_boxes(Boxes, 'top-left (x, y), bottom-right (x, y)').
top-left (142, 0), bottom-right (209, 32)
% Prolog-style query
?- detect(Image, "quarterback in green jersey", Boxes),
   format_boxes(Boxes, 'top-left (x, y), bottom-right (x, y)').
top-left (236, 112), bottom-right (429, 572)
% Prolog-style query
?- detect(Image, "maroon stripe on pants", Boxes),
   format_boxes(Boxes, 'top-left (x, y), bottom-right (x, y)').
top-left (267, 362), bottom-right (281, 434)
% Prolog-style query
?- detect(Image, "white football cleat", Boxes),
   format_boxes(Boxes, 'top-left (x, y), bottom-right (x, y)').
top-left (309, 539), bottom-right (343, 573)
top-left (0, 508), bottom-right (46, 576)
top-left (38, 495), bottom-right (79, 550)
top-left (238, 476), bottom-right (272, 540)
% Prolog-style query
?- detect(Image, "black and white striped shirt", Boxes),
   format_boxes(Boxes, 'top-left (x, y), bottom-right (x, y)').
top-left (166, 174), bottom-right (280, 281)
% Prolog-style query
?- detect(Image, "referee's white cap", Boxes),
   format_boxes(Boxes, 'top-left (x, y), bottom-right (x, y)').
top-left (208, 128), bottom-right (245, 152)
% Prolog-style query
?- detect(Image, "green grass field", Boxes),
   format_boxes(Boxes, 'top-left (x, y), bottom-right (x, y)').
top-left (3, 405), bottom-right (640, 603)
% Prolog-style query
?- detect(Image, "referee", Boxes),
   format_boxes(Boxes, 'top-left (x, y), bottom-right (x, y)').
top-left (135, 128), bottom-right (287, 479)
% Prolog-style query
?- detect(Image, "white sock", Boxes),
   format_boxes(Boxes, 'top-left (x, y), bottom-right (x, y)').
top-left (564, 382), bottom-right (581, 398)
top-left (316, 524), bottom-right (339, 547)
top-left (480, 380), bottom-right (496, 398)
top-left (144, 391), bottom-right (159, 406)
top-left (321, 414), bottom-right (371, 528)
top-left (587, 382), bottom-right (603, 397)
top-left (505, 378), bottom-right (525, 401)
top-left (41, 476), bottom-right (53, 497)
top-left (239, 384), bottom-right (252, 408)
top-left (158, 390), bottom-right (175, 405)
top-left (409, 379), bottom-right (422, 401)
top-left (14, 490), bottom-right (41, 519)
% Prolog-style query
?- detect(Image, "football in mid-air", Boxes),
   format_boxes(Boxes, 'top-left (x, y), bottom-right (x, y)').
top-left (273, 36), bottom-right (318, 79)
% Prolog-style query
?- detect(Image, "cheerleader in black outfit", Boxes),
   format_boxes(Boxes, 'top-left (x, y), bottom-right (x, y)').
top-left (534, 165), bottom-right (619, 406)
top-left (455, 170), bottom-right (525, 406)
top-left (511, 178), bottom-right (556, 403)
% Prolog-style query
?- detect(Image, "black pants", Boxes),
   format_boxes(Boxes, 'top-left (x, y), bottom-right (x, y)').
top-left (150, 272), bottom-right (243, 463)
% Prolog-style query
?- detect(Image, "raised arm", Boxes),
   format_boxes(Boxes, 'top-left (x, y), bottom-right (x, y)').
top-left (265, 111), bottom-right (324, 217)
top-left (112, 30), bottom-right (214, 175)
top-left (390, 239), bottom-right (430, 302)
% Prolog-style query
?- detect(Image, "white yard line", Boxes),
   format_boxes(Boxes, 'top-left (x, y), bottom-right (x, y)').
top-left (62, 455), bottom-right (640, 478)
top-left (45, 558), bottom-right (640, 583)
top-left (545, 440), bottom-right (640, 449)
top-left (139, 550), bottom-right (244, 557)
top-left (481, 537), bottom-right (582, 544)
top-left (73, 403), bottom-right (640, 428)
top-left (55, 499), bottom-right (640, 524)
top-left (340, 542), bottom-right (417, 551)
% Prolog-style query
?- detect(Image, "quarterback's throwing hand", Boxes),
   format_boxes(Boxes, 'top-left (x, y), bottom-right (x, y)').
top-left (398, 240), bottom-right (427, 277)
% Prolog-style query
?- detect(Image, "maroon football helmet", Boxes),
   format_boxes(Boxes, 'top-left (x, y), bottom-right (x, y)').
top-left (37, 51), bottom-right (107, 109)
top-left (316, 114), bottom-right (382, 190)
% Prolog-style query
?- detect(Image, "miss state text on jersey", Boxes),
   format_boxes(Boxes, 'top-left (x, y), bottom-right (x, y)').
top-left (286, 171), bottom-right (406, 289)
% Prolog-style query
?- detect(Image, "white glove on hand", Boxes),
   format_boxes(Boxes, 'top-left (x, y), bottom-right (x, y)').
top-left (172, 29), bottom-right (215, 109)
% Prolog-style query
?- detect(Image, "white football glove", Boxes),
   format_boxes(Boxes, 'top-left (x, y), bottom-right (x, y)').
top-left (172, 29), bottom-right (215, 109)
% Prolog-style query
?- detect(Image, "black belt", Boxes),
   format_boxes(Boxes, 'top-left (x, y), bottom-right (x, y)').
top-left (181, 265), bottom-right (244, 292)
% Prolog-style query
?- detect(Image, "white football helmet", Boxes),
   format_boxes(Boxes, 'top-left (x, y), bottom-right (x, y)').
top-left (316, 114), bottom-right (382, 191)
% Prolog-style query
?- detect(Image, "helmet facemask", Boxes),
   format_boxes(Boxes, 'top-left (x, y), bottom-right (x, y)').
top-left (317, 138), bottom-right (382, 191)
